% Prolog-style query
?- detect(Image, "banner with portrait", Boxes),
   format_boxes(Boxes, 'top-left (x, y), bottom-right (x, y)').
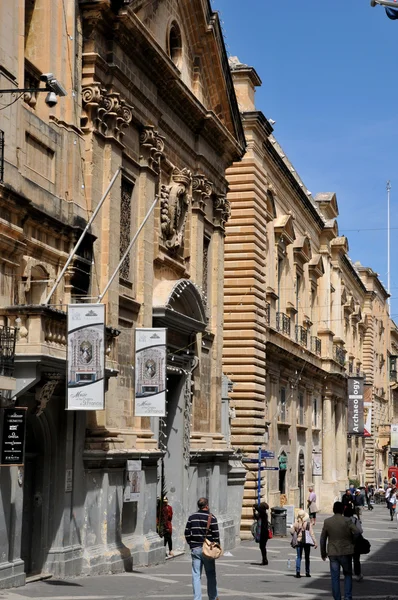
top-left (67, 304), bottom-right (105, 410)
top-left (135, 328), bottom-right (167, 416)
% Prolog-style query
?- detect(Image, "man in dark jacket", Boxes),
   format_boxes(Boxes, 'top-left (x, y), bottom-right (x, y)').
top-left (320, 501), bottom-right (359, 600)
top-left (185, 497), bottom-right (220, 600)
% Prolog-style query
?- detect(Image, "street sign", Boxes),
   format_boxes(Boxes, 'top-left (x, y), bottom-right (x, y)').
top-left (261, 466), bottom-right (279, 471)
top-left (261, 450), bottom-right (275, 459)
top-left (0, 408), bottom-right (27, 466)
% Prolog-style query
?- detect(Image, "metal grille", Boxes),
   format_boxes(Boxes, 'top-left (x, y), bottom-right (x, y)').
top-left (334, 345), bottom-right (346, 366)
top-left (276, 312), bottom-right (291, 336)
top-left (295, 325), bottom-right (308, 347)
top-left (0, 325), bottom-right (16, 376)
top-left (120, 178), bottom-right (133, 280)
top-left (265, 301), bottom-right (270, 325)
top-left (311, 336), bottom-right (321, 356)
top-left (0, 131), bottom-right (4, 183)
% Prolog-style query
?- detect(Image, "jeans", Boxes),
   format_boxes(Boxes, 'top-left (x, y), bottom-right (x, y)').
top-left (329, 555), bottom-right (353, 600)
top-left (191, 546), bottom-right (218, 600)
top-left (296, 544), bottom-right (311, 574)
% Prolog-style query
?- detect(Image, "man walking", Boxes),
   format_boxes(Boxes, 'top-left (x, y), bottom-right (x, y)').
top-left (185, 497), bottom-right (219, 600)
top-left (320, 501), bottom-right (359, 600)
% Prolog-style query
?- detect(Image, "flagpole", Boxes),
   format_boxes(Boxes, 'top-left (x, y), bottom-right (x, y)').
top-left (387, 180), bottom-right (391, 306)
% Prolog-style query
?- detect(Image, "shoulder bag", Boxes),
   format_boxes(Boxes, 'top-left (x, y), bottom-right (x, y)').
top-left (304, 521), bottom-right (314, 546)
top-left (355, 533), bottom-right (371, 555)
top-left (202, 514), bottom-right (223, 560)
top-left (290, 528), bottom-right (299, 548)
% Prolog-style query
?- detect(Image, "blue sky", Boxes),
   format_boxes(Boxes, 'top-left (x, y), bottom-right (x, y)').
top-left (212, 0), bottom-right (398, 316)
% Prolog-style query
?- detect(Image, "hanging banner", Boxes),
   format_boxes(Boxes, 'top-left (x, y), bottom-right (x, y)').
top-left (347, 377), bottom-right (364, 435)
top-left (312, 451), bottom-right (322, 476)
top-left (391, 424), bottom-right (398, 451)
top-left (67, 304), bottom-right (105, 410)
top-left (124, 459), bottom-right (142, 502)
top-left (0, 407), bottom-right (27, 466)
top-left (364, 384), bottom-right (372, 437)
top-left (135, 328), bottom-right (167, 416)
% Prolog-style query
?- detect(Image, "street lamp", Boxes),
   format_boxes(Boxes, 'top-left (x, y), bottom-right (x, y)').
top-left (0, 73), bottom-right (67, 107)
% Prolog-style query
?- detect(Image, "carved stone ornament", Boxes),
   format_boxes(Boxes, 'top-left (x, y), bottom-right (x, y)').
top-left (35, 373), bottom-right (64, 416)
top-left (81, 83), bottom-right (133, 143)
top-left (192, 174), bottom-right (213, 211)
top-left (160, 167), bottom-right (192, 252)
top-left (139, 125), bottom-right (165, 173)
top-left (213, 194), bottom-right (231, 228)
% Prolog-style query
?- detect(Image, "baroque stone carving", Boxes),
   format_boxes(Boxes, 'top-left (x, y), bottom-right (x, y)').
top-left (192, 174), bottom-right (213, 211)
top-left (81, 83), bottom-right (133, 143)
top-left (35, 373), bottom-right (63, 416)
top-left (139, 126), bottom-right (165, 173)
top-left (160, 167), bottom-right (192, 252)
top-left (213, 194), bottom-right (231, 228)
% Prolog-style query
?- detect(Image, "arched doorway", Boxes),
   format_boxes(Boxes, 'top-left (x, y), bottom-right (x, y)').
top-left (298, 450), bottom-right (305, 508)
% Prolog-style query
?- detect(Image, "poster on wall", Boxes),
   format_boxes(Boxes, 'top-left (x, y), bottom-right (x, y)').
top-left (0, 407), bottom-right (27, 466)
top-left (123, 460), bottom-right (142, 502)
top-left (347, 377), bottom-right (364, 435)
top-left (134, 328), bottom-right (167, 417)
top-left (312, 452), bottom-right (322, 476)
top-left (67, 304), bottom-right (105, 410)
top-left (391, 424), bottom-right (398, 451)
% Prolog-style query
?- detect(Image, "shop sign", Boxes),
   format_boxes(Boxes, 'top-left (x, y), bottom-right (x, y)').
top-left (124, 460), bottom-right (141, 502)
top-left (67, 304), bottom-right (105, 410)
top-left (347, 377), bottom-right (364, 435)
top-left (135, 328), bottom-right (167, 417)
top-left (391, 424), bottom-right (398, 451)
top-left (0, 407), bottom-right (27, 466)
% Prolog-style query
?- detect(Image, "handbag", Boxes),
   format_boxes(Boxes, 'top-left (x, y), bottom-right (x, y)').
top-left (268, 523), bottom-right (273, 539)
top-left (309, 501), bottom-right (318, 514)
top-left (304, 522), bottom-right (314, 546)
top-left (355, 534), bottom-right (371, 555)
top-left (290, 529), bottom-right (298, 548)
top-left (202, 514), bottom-right (223, 559)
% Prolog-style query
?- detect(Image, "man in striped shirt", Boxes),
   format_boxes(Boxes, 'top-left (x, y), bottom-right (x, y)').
top-left (185, 497), bottom-right (220, 600)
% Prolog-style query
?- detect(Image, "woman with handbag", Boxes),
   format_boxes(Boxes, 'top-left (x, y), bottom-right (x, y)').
top-left (344, 504), bottom-right (364, 581)
top-left (253, 502), bottom-right (271, 565)
top-left (290, 509), bottom-right (317, 578)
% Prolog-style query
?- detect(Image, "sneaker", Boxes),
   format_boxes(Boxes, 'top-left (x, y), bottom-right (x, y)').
top-left (356, 574), bottom-right (364, 582)
top-left (295, 573), bottom-right (301, 578)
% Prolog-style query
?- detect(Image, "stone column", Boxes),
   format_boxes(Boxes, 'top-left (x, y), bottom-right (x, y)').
top-left (335, 398), bottom-right (347, 492)
top-left (320, 391), bottom-right (337, 509)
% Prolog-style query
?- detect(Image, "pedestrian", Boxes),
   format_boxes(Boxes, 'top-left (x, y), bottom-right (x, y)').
top-left (253, 502), bottom-right (270, 565)
top-left (342, 489), bottom-right (354, 513)
top-left (384, 476), bottom-right (389, 491)
top-left (290, 509), bottom-right (317, 578)
top-left (364, 483), bottom-right (373, 511)
top-left (307, 486), bottom-right (318, 525)
top-left (354, 489), bottom-right (364, 520)
top-left (385, 484), bottom-right (392, 512)
top-left (344, 504), bottom-right (364, 582)
top-left (389, 487), bottom-right (397, 521)
top-left (161, 497), bottom-right (173, 556)
top-left (391, 471), bottom-right (397, 486)
top-left (320, 501), bottom-right (359, 600)
top-left (184, 497), bottom-right (219, 600)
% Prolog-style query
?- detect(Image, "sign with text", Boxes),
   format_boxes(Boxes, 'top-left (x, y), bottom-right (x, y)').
top-left (124, 459), bottom-right (142, 502)
top-left (0, 408), bottom-right (27, 466)
top-left (135, 328), bottom-right (167, 417)
top-left (67, 304), bottom-right (105, 410)
top-left (312, 451), bottom-right (322, 476)
top-left (364, 384), bottom-right (372, 438)
top-left (391, 424), bottom-right (398, 451)
top-left (347, 377), bottom-right (364, 435)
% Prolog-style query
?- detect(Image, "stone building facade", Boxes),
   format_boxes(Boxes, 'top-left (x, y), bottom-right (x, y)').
top-left (223, 58), bottom-right (389, 536)
top-left (0, 0), bottom-right (246, 589)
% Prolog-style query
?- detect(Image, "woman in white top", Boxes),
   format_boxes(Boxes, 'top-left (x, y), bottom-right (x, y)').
top-left (290, 510), bottom-right (317, 578)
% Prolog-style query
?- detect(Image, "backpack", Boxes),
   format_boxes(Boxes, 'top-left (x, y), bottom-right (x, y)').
top-left (251, 518), bottom-right (262, 543)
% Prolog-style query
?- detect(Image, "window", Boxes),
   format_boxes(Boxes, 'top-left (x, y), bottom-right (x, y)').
top-left (277, 256), bottom-right (283, 312)
top-left (167, 22), bottom-right (182, 69)
top-left (120, 178), bottom-right (134, 281)
top-left (298, 392), bottom-right (304, 425)
top-left (280, 387), bottom-right (287, 422)
top-left (312, 398), bottom-right (318, 428)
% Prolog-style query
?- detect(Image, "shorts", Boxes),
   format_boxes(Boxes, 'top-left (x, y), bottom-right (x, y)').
top-left (309, 512), bottom-right (317, 519)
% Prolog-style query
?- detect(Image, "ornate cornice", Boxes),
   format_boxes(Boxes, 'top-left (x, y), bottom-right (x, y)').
top-left (192, 174), bottom-right (213, 212)
top-left (213, 194), bottom-right (231, 229)
top-left (139, 125), bottom-right (165, 173)
top-left (81, 83), bottom-right (133, 143)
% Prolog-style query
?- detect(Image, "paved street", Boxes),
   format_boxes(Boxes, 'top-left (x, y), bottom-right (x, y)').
top-left (1, 505), bottom-right (397, 600)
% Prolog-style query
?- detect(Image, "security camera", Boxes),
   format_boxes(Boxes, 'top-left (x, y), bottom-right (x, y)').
top-left (40, 73), bottom-right (67, 97)
top-left (45, 91), bottom-right (58, 108)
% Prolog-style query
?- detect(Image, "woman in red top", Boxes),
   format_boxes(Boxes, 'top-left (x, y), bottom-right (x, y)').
top-left (161, 497), bottom-right (173, 556)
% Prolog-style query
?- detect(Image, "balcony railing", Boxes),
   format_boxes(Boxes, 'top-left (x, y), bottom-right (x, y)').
top-left (0, 325), bottom-right (16, 376)
top-left (333, 345), bottom-right (347, 367)
top-left (276, 312), bottom-right (291, 336)
top-left (295, 325), bottom-right (308, 347)
top-left (265, 301), bottom-right (270, 325)
top-left (391, 369), bottom-right (397, 382)
top-left (311, 336), bottom-right (321, 356)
